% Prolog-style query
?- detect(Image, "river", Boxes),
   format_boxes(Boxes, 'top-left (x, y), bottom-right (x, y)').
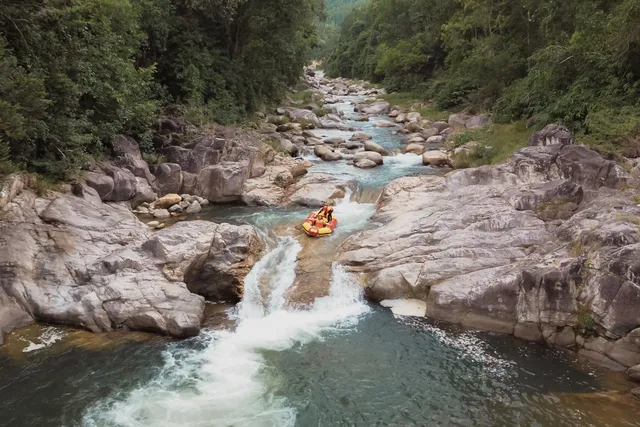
top-left (1, 76), bottom-right (639, 427)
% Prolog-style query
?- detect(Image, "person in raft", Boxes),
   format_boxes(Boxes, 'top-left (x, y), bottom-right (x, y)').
top-left (316, 205), bottom-right (334, 226)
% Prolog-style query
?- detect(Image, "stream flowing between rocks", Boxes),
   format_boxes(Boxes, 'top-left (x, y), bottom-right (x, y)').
top-left (1, 74), bottom-right (639, 427)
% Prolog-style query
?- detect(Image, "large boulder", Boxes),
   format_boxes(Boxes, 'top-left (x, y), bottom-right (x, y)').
top-left (364, 141), bottom-right (387, 155)
top-left (422, 151), bottom-right (451, 167)
top-left (0, 194), bottom-right (210, 340)
top-left (314, 145), bottom-right (343, 161)
top-left (287, 174), bottom-right (346, 207)
top-left (355, 159), bottom-right (378, 169)
top-left (350, 132), bottom-right (373, 141)
top-left (355, 102), bottom-right (391, 115)
top-left (164, 144), bottom-right (221, 174)
top-left (404, 144), bottom-right (425, 155)
top-left (338, 144), bottom-right (640, 367)
top-left (152, 163), bottom-right (183, 196)
top-left (111, 135), bottom-right (155, 186)
top-left (84, 172), bottom-right (115, 201)
top-left (354, 151), bottom-right (383, 165)
top-left (155, 193), bottom-right (182, 209)
top-left (281, 139), bottom-right (299, 157)
top-left (448, 113), bottom-right (470, 129)
top-left (195, 162), bottom-right (249, 202)
top-left (511, 145), bottom-right (628, 189)
top-left (184, 223), bottom-right (265, 302)
top-left (528, 124), bottom-right (574, 147)
top-left (100, 165), bottom-right (137, 202)
top-left (284, 108), bottom-right (322, 129)
top-left (375, 120), bottom-right (397, 128)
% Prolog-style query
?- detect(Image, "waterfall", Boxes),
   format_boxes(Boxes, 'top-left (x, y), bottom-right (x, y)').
top-left (82, 238), bottom-right (369, 427)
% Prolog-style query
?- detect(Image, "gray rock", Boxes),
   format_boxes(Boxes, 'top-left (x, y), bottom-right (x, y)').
top-left (426, 136), bottom-right (445, 144)
top-left (355, 159), bottom-right (378, 169)
top-left (153, 208), bottom-right (170, 219)
top-left (354, 102), bottom-right (391, 115)
top-left (195, 162), bottom-right (248, 202)
top-left (84, 171), bottom-right (114, 201)
top-left (432, 121), bottom-right (451, 133)
top-left (314, 145), bottom-right (342, 161)
top-left (133, 177), bottom-right (157, 206)
top-left (290, 164), bottom-right (308, 178)
top-left (152, 163), bottom-right (183, 196)
top-left (350, 132), bottom-right (373, 141)
top-left (183, 223), bottom-right (265, 301)
top-left (281, 139), bottom-right (299, 156)
top-left (324, 137), bottom-right (345, 146)
top-left (420, 128), bottom-right (440, 140)
top-left (168, 204), bottom-right (183, 213)
top-left (529, 124), bottom-right (574, 147)
top-left (186, 201), bottom-right (202, 214)
top-left (354, 151), bottom-right (383, 165)
top-left (364, 141), bottom-right (387, 155)
top-left (0, 194), bottom-right (239, 340)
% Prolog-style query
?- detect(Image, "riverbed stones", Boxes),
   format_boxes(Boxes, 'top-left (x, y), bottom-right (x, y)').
top-left (422, 151), bottom-right (450, 167)
top-left (314, 145), bottom-right (343, 161)
top-left (355, 101), bottom-right (390, 115)
top-left (364, 141), bottom-right (387, 155)
top-left (404, 144), bottom-right (425, 155)
top-left (375, 120), bottom-right (397, 128)
top-left (354, 151), bottom-right (383, 165)
top-left (355, 159), bottom-right (378, 169)
top-left (324, 137), bottom-right (345, 146)
top-left (350, 132), bottom-right (373, 141)
top-left (153, 208), bottom-right (170, 219)
top-left (432, 121), bottom-right (451, 133)
top-left (186, 201), bottom-right (202, 214)
top-left (528, 124), bottom-right (574, 147)
top-left (155, 193), bottom-right (182, 209)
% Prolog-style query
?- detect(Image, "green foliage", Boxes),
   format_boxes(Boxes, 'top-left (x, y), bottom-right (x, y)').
top-left (452, 122), bottom-right (532, 168)
top-left (0, 0), bottom-right (323, 181)
top-left (0, 137), bottom-right (15, 178)
top-left (327, 0), bottom-right (640, 152)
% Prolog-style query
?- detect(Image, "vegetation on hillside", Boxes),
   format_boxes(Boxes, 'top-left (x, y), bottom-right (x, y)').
top-left (0, 0), bottom-right (323, 180)
top-left (325, 0), bottom-right (640, 155)
top-left (313, 0), bottom-right (369, 60)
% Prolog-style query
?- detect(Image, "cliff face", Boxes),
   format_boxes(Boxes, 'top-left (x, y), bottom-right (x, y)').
top-left (339, 143), bottom-right (640, 373)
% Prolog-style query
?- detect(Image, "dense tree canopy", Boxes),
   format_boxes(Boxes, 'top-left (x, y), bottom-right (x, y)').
top-left (0, 0), bottom-right (322, 179)
top-left (326, 0), bottom-right (640, 152)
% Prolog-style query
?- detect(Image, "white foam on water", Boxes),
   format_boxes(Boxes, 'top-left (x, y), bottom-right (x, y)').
top-left (386, 153), bottom-right (423, 167)
top-left (332, 190), bottom-right (376, 234)
top-left (21, 327), bottom-right (65, 353)
top-left (81, 239), bottom-right (369, 427)
top-left (398, 317), bottom-right (515, 376)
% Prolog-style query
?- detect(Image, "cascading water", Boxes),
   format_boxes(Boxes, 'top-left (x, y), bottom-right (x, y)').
top-left (81, 238), bottom-right (370, 427)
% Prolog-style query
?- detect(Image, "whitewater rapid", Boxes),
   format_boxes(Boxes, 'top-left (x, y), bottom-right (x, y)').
top-left (82, 236), bottom-right (370, 427)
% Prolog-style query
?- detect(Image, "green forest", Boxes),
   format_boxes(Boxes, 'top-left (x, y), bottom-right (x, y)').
top-left (325, 0), bottom-right (640, 155)
top-left (313, 0), bottom-right (368, 59)
top-left (0, 0), bottom-right (323, 180)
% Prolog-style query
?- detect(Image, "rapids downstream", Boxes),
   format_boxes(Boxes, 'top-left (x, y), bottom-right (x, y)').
top-left (1, 75), bottom-right (639, 427)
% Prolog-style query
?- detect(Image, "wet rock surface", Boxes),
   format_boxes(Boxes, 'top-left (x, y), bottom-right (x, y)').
top-left (339, 143), bottom-right (640, 368)
top-left (0, 189), bottom-right (264, 342)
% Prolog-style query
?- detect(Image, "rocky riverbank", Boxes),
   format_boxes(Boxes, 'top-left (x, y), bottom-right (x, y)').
top-left (338, 136), bottom-right (640, 387)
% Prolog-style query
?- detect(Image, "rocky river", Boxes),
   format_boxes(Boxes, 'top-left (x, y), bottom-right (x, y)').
top-left (0, 71), bottom-right (639, 426)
